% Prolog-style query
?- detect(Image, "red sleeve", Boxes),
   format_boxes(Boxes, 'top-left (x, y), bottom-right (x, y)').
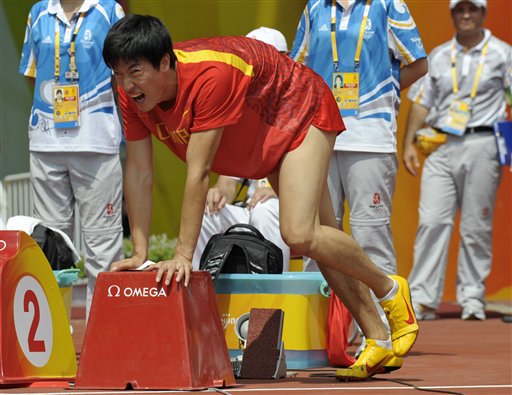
top-left (189, 63), bottom-right (251, 132)
top-left (118, 87), bottom-right (151, 141)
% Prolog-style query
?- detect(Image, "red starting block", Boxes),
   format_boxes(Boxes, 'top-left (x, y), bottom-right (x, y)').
top-left (0, 231), bottom-right (77, 385)
top-left (74, 271), bottom-right (235, 390)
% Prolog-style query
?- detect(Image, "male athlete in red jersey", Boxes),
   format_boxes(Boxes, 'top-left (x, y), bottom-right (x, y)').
top-left (117, 35), bottom-right (341, 179)
top-left (103, 15), bottom-right (419, 378)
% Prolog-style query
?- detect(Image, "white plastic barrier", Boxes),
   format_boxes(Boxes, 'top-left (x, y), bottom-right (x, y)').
top-left (2, 172), bottom-right (84, 255)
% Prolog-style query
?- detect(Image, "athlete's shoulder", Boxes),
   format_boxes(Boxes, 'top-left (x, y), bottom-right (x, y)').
top-left (174, 36), bottom-right (240, 51)
top-left (175, 36), bottom-right (263, 60)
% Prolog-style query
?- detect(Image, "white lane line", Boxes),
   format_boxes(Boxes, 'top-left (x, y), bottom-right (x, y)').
top-left (8, 384), bottom-right (512, 395)
top-left (227, 385), bottom-right (512, 392)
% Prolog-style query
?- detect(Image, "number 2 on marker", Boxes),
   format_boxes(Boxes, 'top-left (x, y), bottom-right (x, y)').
top-left (24, 290), bottom-right (46, 352)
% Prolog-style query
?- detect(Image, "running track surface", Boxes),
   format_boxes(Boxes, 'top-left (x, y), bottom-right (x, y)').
top-left (2, 303), bottom-right (511, 395)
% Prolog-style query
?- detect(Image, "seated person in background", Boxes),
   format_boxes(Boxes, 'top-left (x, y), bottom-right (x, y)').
top-left (192, 25), bottom-right (291, 270)
top-left (192, 176), bottom-right (290, 270)
top-left (245, 26), bottom-right (289, 55)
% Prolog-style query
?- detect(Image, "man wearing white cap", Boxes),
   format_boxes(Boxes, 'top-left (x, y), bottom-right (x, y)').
top-left (246, 27), bottom-right (289, 53)
top-left (192, 27), bottom-right (290, 270)
top-left (403, 0), bottom-right (511, 321)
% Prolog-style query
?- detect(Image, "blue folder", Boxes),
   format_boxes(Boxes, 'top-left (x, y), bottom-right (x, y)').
top-left (494, 121), bottom-right (512, 166)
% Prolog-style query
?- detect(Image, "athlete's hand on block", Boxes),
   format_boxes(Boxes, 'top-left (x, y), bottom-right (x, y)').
top-left (110, 255), bottom-right (148, 272)
top-left (153, 254), bottom-right (193, 287)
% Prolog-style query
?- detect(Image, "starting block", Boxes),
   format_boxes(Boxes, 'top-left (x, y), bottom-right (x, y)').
top-left (238, 308), bottom-right (286, 379)
top-left (74, 271), bottom-right (235, 390)
top-left (0, 231), bottom-right (77, 385)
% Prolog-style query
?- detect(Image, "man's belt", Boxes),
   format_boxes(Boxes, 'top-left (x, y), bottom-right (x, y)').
top-left (434, 126), bottom-right (494, 134)
top-left (465, 126), bottom-right (494, 133)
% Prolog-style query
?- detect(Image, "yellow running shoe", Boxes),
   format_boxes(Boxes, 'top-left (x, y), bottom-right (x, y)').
top-left (380, 275), bottom-right (419, 357)
top-left (335, 339), bottom-right (398, 381)
top-left (382, 355), bottom-right (403, 373)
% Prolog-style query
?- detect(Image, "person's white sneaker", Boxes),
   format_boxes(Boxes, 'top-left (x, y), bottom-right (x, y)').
top-left (413, 303), bottom-right (437, 321)
top-left (461, 307), bottom-right (486, 320)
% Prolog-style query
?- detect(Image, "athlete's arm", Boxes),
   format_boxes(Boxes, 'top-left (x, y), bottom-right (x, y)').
top-left (206, 176), bottom-right (238, 214)
top-left (110, 137), bottom-right (153, 271)
top-left (402, 102), bottom-right (429, 177)
top-left (153, 127), bottom-right (224, 287)
top-left (400, 58), bottom-right (428, 91)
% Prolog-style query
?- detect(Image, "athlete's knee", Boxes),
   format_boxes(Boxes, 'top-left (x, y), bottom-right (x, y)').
top-left (280, 224), bottom-right (315, 256)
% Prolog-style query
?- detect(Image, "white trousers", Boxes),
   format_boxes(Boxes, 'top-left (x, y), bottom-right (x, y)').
top-left (192, 198), bottom-right (290, 271)
top-left (408, 133), bottom-right (501, 311)
top-left (30, 152), bottom-right (124, 318)
top-left (304, 151), bottom-right (398, 274)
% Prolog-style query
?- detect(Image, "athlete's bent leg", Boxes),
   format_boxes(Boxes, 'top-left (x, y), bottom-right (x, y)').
top-left (275, 126), bottom-right (417, 357)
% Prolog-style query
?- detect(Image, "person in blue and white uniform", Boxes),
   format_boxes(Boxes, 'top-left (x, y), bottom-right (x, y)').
top-left (19, 0), bottom-right (125, 318)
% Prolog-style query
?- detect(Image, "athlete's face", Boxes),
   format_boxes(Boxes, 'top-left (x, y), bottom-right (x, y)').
top-left (451, 2), bottom-right (485, 35)
top-left (113, 55), bottom-right (176, 112)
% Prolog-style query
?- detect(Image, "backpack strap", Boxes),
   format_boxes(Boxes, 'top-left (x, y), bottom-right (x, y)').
top-left (224, 224), bottom-right (266, 241)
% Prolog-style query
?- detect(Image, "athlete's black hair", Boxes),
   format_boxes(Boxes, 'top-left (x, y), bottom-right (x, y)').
top-left (103, 14), bottom-right (177, 70)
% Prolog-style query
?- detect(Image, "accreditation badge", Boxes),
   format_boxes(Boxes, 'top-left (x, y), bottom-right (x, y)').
top-left (53, 84), bottom-right (80, 129)
top-left (441, 100), bottom-right (470, 136)
top-left (332, 72), bottom-right (360, 117)
top-left (258, 178), bottom-right (270, 188)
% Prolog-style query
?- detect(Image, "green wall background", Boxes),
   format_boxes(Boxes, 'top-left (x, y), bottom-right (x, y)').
top-left (0, 1), bottom-right (34, 178)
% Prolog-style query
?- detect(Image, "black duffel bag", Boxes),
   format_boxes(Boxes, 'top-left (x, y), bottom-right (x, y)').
top-left (199, 223), bottom-right (283, 284)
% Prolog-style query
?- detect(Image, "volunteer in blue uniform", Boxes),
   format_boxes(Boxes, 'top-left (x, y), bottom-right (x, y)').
top-left (19, 0), bottom-right (125, 317)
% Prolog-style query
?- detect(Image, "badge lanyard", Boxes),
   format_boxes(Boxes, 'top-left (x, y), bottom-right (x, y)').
top-left (330, 0), bottom-right (371, 72)
top-left (53, 12), bottom-right (86, 129)
top-left (331, 0), bottom-right (371, 116)
top-left (54, 12), bottom-right (86, 82)
top-left (450, 39), bottom-right (489, 104)
top-left (441, 39), bottom-right (489, 136)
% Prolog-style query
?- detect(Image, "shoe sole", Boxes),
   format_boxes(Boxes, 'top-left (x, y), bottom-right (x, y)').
top-left (335, 363), bottom-right (401, 381)
top-left (382, 365), bottom-right (402, 373)
top-left (335, 353), bottom-right (402, 381)
top-left (335, 366), bottom-right (388, 382)
top-left (335, 375), bottom-right (375, 382)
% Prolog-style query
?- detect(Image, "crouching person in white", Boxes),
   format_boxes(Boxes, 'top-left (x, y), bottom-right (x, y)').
top-left (192, 176), bottom-right (290, 271)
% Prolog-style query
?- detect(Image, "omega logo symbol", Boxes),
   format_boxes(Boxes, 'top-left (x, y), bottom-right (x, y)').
top-left (107, 285), bottom-right (121, 297)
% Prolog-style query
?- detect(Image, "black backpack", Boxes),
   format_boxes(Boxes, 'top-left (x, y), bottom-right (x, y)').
top-left (199, 224), bottom-right (283, 284)
top-left (31, 224), bottom-right (76, 270)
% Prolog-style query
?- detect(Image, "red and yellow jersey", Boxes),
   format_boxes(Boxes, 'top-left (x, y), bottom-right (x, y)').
top-left (119, 36), bottom-right (344, 179)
